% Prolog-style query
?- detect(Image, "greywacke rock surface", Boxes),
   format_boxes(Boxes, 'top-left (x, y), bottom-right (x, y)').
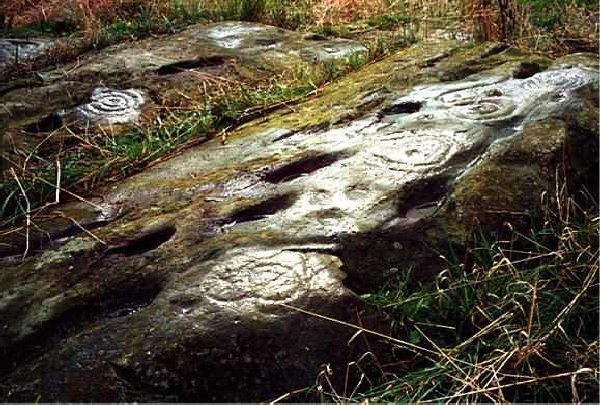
top-left (1, 21), bottom-right (366, 133)
top-left (0, 23), bottom-right (598, 401)
top-left (0, 38), bottom-right (57, 68)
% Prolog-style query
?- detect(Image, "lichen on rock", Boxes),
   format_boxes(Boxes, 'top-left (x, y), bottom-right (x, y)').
top-left (0, 29), bottom-right (598, 402)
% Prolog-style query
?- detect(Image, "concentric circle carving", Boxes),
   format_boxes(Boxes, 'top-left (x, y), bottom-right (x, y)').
top-left (451, 96), bottom-right (516, 121)
top-left (203, 250), bottom-right (342, 306)
top-left (75, 88), bottom-right (146, 125)
top-left (367, 130), bottom-right (461, 172)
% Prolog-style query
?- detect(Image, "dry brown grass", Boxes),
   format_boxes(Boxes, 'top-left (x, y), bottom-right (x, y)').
top-left (461, 0), bottom-right (598, 53)
top-left (1, 0), bottom-right (109, 27)
top-left (3, 0), bottom-right (596, 56)
top-left (311, 0), bottom-right (388, 26)
top-left (0, 0), bottom-right (436, 30)
top-left (514, 1), bottom-right (599, 54)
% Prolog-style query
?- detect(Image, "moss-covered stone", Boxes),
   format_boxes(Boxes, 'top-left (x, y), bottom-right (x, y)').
top-left (0, 33), bottom-right (598, 402)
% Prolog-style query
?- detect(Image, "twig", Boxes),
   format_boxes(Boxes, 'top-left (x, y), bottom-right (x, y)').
top-left (22, 129), bottom-right (61, 172)
top-left (425, 368), bottom-right (596, 402)
top-left (9, 168), bottom-right (30, 260)
top-left (269, 387), bottom-right (313, 403)
top-left (277, 303), bottom-right (437, 356)
top-left (58, 213), bottom-right (106, 245)
top-left (33, 175), bottom-right (104, 212)
top-left (55, 159), bottom-right (61, 203)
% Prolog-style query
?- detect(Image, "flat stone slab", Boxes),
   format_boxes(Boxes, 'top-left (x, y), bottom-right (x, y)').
top-left (1, 22), bottom-right (367, 132)
top-left (0, 38), bottom-right (56, 67)
top-left (0, 40), bottom-right (598, 402)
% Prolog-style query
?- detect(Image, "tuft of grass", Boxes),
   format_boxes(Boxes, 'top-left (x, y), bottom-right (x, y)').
top-left (463, 0), bottom-right (598, 54)
top-left (346, 51), bottom-right (367, 70)
top-left (366, 13), bottom-right (413, 31)
top-left (319, 183), bottom-right (599, 403)
top-left (366, 33), bottom-right (407, 61)
top-left (0, 57), bottom-right (374, 228)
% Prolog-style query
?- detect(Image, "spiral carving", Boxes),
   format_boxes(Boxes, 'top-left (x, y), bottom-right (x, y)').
top-left (75, 88), bottom-right (146, 125)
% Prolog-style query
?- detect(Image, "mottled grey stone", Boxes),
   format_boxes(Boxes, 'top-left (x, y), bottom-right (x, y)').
top-left (0, 37), bottom-right (597, 403)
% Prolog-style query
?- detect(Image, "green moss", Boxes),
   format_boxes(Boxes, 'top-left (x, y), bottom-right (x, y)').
top-left (442, 118), bottom-right (577, 240)
top-left (0, 20), bottom-right (76, 38)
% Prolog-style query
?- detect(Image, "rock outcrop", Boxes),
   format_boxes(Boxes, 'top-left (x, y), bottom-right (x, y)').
top-left (1, 22), bottom-right (366, 133)
top-left (0, 38), bottom-right (56, 68)
top-left (0, 24), bottom-right (598, 401)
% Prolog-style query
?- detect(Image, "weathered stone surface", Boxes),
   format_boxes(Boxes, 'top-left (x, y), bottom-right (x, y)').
top-left (0, 21), bottom-right (366, 132)
top-left (0, 38), bottom-right (56, 67)
top-left (0, 34), bottom-right (598, 402)
top-left (73, 87), bottom-right (148, 125)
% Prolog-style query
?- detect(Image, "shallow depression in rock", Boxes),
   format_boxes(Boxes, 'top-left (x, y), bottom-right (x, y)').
top-left (107, 225), bottom-right (176, 256)
top-left (156, 56), bottom-right (228, 75)
top-left (263, 152), bottom-right (349, 184)
top-left (227, 193), bottom-right (298, 224)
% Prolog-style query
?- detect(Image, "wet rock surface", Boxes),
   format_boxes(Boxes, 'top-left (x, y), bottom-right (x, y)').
top-left (0, 27), bottom-right (598, 401)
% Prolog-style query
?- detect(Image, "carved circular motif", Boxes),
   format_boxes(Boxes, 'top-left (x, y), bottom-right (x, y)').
top-left (450, 96), bottom-right (516, 121)
top-left (203, 250), bottom-right (340, 305)
top-left (438, 86), bottom-right (516, 122)
top-left (75, 88), bottom-right (146, 125)
top-left (0, 39), bottom-right (52, 65)
top-left (367, 130), bottom-right (460, 171)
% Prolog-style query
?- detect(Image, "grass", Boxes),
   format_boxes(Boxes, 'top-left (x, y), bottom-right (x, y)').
top-left (517, 0), bottom-right (598, 54)
top-left (0, 0), bottom-right (394, 41)
top-left (0, 50), bottom-right (393, 228)
top-left (0, 1), bottom-right (597, 401)
top-left (1, 0), bottom-right (595, 72)
top-left (294, 182), bottom-right (599, 403)
top-left (464, 0), bottom-right (598, 53)
top-left (93, 4), bottom-right (205, 47)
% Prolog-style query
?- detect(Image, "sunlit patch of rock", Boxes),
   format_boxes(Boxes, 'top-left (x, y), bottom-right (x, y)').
top-left (74, 88), bottom-right (147, 125)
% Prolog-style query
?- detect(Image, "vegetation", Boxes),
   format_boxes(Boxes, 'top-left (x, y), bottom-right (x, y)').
top-left (1, 0), bottom-right (597, 55)
top-left (1, 55), bottom-right (387, 227)
top-left (292, 184), bottom-right (599, 403)
top-left (0, 1), bottom-right (597, 401)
